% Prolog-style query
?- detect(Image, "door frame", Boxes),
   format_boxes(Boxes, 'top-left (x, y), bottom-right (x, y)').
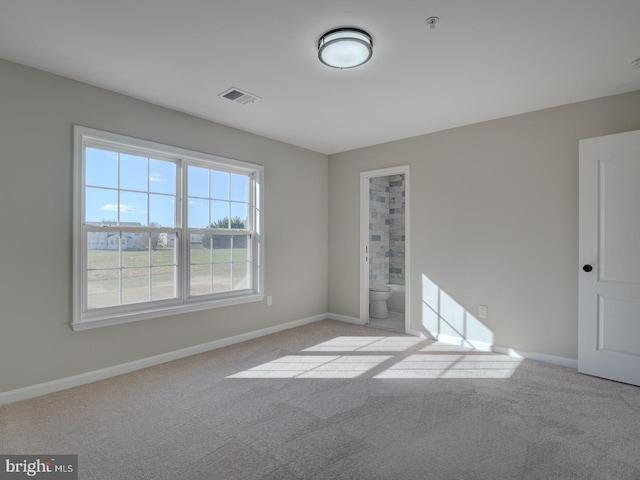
top-left (360, 165), bottom-right (411, 331)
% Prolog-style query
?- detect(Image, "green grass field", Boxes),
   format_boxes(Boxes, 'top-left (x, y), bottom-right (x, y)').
top-left (87, 247), bottom-right (250, 309)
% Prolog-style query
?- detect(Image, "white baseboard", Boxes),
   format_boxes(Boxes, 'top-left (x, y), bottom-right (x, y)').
top-left (405, 329), bottom-right (577, 369)
top-left (492, 344), bottom-right (578, 369)
top-left (431, 333), bottom-right (494, 352)
top-left (327, 313), bottom-right (366, 325)
top-left (0, 314), bottom-right (326, 405)
top-left (406, 328), bottom-right (433, 339)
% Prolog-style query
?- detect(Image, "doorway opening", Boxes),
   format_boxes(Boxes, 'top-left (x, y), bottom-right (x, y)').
top-left (360, 166), bottom-right (410, 333)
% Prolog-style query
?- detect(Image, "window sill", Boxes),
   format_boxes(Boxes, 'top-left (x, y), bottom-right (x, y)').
top-left (71, 294), bottom-right (265, 331)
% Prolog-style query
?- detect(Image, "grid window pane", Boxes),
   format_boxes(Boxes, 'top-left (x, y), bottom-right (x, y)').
top-left (190, 243), bottom-right (210, 264)
top-left (188, 237), bottom-right (240, 296)
top-left (190, 264), bottom-right (211, 296)
top-left (151, 266), bottom-right (176, 301)
top-left (86, 231), bottom-right (178, 308)
top-left (210, 170), bottom-right (229, 200)
top-left (149, 194), bottom-right (175, 228)
top-left (230, 173), bottom-right (249, 202)
top-left (121, 267), bottom-right (150, 305)
top-left (87, 269), bottom-right (120, 309)
top-left (120, 153), bottom-right (148, 191)
top-left (149, 159), bottom-right (176, 195)
top-left (230, 203), bottom-right (248, 228)
top-left (152, 237), bottom-right (176, 265)
top-left (87, 237), bottom-right (119, 268)
top-left (85, 187), bottom-right (118, 224)
top-left (188, 198), bottom-right (209, 228)
top-left (210, 200), bottom-right (229, 227)
top-left (212, 264), bottom-right (232, 293)
top-left (233, 262), bottom-right (251, 290)
top-left (122, 239), bottom-right (149, 267)
top-left (232, 235), bottom-right (249, 261)
top-left (86, 147), bottom-right (118, 188)
top-left (119, 191), bottom-right (148, 225)
top-left (212, 236), bottom-right (232, 262)
top-left (188, 166), bottom-right (209, 198)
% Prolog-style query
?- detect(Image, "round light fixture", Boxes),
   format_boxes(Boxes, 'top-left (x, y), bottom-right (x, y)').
top-left (318, 27), bottom-right (373, 69)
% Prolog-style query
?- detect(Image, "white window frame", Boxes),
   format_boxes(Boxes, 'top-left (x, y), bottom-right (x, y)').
top-left (72, 126), bottom-right (264, 330)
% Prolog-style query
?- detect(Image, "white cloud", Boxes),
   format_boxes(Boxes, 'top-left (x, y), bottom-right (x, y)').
top-left (100, 204), bottom-right (135, 212)
top-left (149, 174), bottom-right (166, 183)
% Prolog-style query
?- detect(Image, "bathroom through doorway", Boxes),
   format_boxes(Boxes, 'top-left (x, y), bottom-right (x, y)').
top-left (360, 166), bottom-right (410, 333)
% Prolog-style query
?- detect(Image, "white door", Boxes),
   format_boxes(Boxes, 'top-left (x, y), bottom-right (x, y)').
top-left (579, 130), bottom-right (640, 386)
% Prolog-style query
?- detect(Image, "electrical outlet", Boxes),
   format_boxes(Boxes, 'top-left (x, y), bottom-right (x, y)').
top-left (267, 295), bottom-right (273, 306)
top-left (478, 305), bottom-right (488, 319)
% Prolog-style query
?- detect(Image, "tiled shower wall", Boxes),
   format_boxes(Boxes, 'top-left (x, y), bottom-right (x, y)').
top-left (369, 177), bottom-right (389, 284)
top-left (369, 174), bottom-right (405, 285)
top-left (388, 174), bottom-right (405, 284)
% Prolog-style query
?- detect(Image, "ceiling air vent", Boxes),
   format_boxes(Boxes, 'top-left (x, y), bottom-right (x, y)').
top-left (630, 58), bottom-right (640, 69)
top-left (219, 87), bottom-right (261, 105)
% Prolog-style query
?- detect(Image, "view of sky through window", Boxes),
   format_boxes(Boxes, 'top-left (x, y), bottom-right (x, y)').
top-left (187, 165), bottom-right (250, 229)
top-left (85, 147), bottom-right (176, 227)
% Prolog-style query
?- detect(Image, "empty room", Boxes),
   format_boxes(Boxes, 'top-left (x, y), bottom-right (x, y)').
top-left (1, 1), bottom-right (640, 479)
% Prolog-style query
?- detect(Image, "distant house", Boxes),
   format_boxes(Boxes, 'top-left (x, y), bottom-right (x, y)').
top-left (86, 224), bottom-right (244, 250)
top-left (87, 222), bottom-right (148, 250)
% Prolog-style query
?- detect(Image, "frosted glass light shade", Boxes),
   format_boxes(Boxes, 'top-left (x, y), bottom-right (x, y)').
top-left (318, 28), bottom-right (373, 69)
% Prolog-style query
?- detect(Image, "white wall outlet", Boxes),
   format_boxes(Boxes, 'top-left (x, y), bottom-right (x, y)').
top-left (478, 305), bottom-right (488, 319)
top-left (267, 295), bottom-right (273, 306)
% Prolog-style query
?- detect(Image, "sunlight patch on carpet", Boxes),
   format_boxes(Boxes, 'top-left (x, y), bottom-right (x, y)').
top-left (227, 355), bottom-right (393, 379)
top-left (302, 336), bottom-right (423, 352)
top-left (374, 354), bottom-right (522, 379)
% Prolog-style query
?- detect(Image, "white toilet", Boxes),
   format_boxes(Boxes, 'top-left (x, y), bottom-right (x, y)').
top-left (369, 285), bottom-right (394, 319)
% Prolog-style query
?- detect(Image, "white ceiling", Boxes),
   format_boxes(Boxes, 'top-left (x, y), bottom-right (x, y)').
top-left (1, 0), bottom-right (640, 155)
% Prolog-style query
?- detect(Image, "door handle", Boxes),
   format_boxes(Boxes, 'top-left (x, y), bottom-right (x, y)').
top-left (583, 265), bottom-right (593, 272)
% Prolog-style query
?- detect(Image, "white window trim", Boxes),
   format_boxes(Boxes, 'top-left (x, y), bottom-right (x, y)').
top-left (72, 126), bottom-right (264, 331)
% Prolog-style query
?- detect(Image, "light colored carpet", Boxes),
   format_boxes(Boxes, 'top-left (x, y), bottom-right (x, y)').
top-left (1, 320), bottom-right (640, 479)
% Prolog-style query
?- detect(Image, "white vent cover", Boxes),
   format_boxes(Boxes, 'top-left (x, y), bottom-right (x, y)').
top-left (630, 58), bottom-right (640, 69)
top-left (218, 87), bottom-right (261, 105)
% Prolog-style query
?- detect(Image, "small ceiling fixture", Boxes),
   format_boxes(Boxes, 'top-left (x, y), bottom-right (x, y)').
top-left (218, 87), bottom-right (261, 105)
top-left (426, 16), bottom-right (439, 29)
top-left (318, 27), bottom-right (373, 69)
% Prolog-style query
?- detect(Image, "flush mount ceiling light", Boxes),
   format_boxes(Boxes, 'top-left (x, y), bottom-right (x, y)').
top-left (318, 27), bottom-right (373, 69)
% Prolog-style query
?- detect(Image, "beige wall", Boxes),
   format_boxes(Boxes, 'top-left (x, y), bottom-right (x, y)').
top-left (329, 90), bottom-right (640, 360)
top-left (2, 55), bottom-right (640, 395)
top-left (0, 59), bottom-right (329, 393)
